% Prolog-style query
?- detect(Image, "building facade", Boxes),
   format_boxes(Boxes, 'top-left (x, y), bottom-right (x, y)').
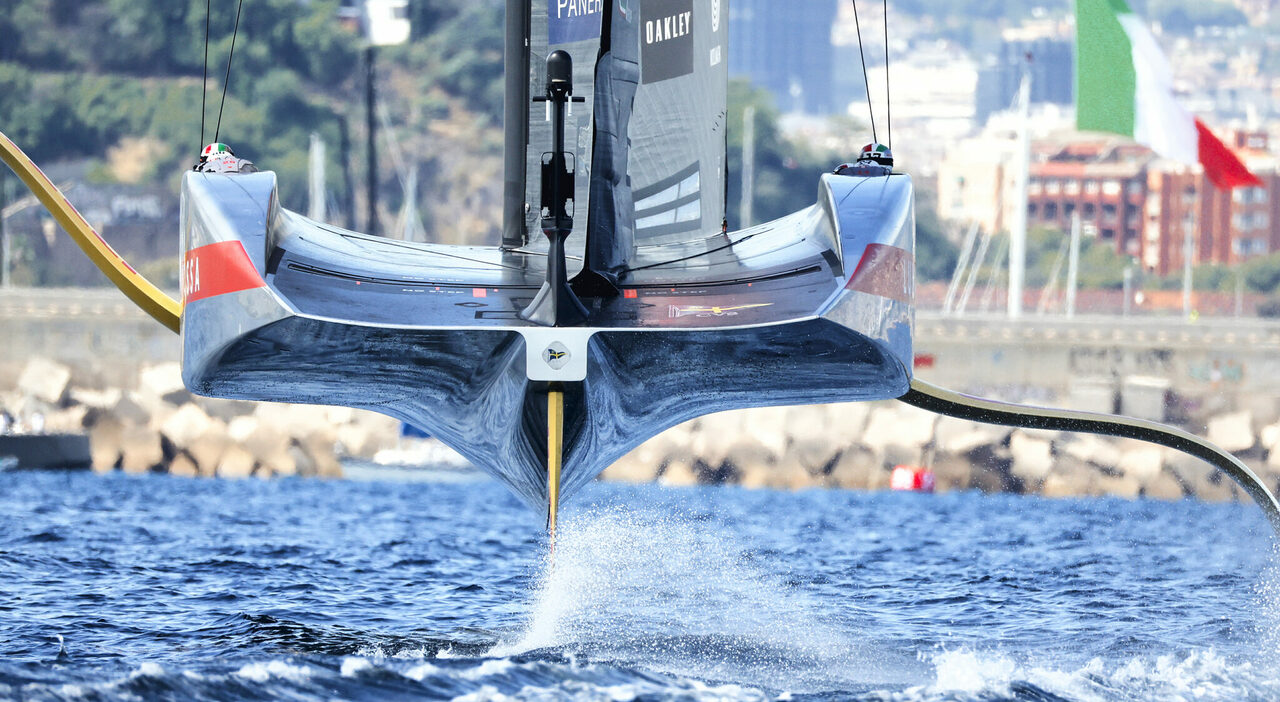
top-left (1026, 141), bottom-right (1151, 258)
top-left (939, 130), bottom-right (1279, 278)
top-left (1143, 131), bottom-right (1279, 275)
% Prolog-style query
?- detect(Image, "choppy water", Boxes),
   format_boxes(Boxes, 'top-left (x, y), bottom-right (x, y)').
top-left (2, 467), bottom-right (1279, 701)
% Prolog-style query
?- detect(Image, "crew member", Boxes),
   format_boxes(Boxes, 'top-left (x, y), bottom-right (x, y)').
top-left (194, 143), bottom-right (257, 174)
top-left (833, 142), bottom-right (893, 177)
top-left (857, 142), bottom-right (893, 167)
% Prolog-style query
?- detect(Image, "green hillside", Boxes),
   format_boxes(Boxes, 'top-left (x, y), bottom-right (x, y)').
top-left (0, 0), bottom-right (958, 278)
top-left (0, 1), bottom-right (363, 199)
top-left (0, 0), bottom-right (510, 211)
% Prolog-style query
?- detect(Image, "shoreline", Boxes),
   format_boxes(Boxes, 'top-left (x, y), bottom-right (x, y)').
top-left (601, 402), bottom-right (1275, 503)
top-left (5, 356), bottom-right (1276, 503)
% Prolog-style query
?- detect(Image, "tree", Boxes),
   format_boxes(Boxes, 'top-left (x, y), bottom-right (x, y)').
top-left (914, 188), bottom-right (960, 282)
top-left (726, 79), bottom-right (794, 228)
top-left (0, 0), bottom-right (362, 206)
top-left (1240, 252), bottom-right (1280, 294)
top-left (399, 1), bottom-right (505, 125)
top-left (1076, 239), bottom-right (1131, 290)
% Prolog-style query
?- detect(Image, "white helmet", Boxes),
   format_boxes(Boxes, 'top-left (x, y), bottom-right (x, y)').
top-left (858, 142), bottom-right (893, 166)
top-left (200, 142), bottom-right (235, 161)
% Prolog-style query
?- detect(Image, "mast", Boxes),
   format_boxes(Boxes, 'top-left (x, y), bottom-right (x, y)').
top-left (944, 222), bottom-right (981, 314)
top-left (740, 105), bottom-right (756, 228)
top-left (0, 175), bottom-right (9, 288)
top-left (400, 165), bottom-right (420, 241)
top-left (0, 175), bottom-right (8, 289)
top-left (1124, 264), bottom-right (1135, 316)
top-left (1182, 213), bottom-right (1195, 319)
top-left (308, 132), bottom-right (326, 223)
top-left (503, 0), bottom-right (532, 249)
top-left (357, 2), bottom-right (409, 236)
top-left (957, 227), bottom-right (992, 316)
top-left (1066, 211), bottom-right (1081, 318)
top-left (365, 45), bottom-right (380, 236)
top-left (1008, 71), bottom-right (1030, 320)
top-left (339, 117), bottom-right (356, 230)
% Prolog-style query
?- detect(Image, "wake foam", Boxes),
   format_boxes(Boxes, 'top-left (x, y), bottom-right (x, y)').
top-left (491, 505), bottom-right (903, 691)
top-left (234, 659), bottom-right (316, 684)
top-left (921, 648), bottom-right (1278, 701)
top-left (7, 649), bottom-right (1276, 701)
top-left (1252, 542), bottom-right (1280, 664)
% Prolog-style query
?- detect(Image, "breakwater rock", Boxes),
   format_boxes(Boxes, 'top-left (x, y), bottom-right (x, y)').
top-left (7, 356), bottom-right (1277, 501)
top-left (4, 358), bottom-right (399, 478)
top-left (602, 401), bottom-right (1280, 502)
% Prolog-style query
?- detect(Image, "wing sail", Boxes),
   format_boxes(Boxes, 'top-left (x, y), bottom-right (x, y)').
top-left (513, 1), bottom-right (606, 255)
top-left (629, 0), bottom-right (728, 244)
top-left (584, 0), bottom-right (729, 280)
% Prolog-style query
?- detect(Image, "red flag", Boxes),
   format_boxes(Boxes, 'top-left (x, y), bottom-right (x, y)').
top-left (1195, 119), bottom-right (1263, 191)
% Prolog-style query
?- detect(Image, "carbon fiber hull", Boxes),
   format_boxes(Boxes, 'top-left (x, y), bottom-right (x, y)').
top-left (179, 170), bottom-right (915, 515)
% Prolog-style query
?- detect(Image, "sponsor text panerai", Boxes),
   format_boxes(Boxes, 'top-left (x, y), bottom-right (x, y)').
top-left (556, 0), bottom-right (602, 18)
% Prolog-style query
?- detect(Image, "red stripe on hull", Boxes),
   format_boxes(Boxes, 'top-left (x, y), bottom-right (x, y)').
top-left (845, 243), bottom-right (914, 304)
top-left (182, 241), bottom-right (266, 304)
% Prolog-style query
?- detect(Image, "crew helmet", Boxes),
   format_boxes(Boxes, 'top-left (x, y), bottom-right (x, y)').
top-left (200, 142), bottom-right (235, 161)
top-left (858, 142), bottom-right (893, 166)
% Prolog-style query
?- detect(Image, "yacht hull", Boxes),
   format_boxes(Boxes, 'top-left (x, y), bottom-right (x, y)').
top-left (180, 170), bottom-right (916, 514)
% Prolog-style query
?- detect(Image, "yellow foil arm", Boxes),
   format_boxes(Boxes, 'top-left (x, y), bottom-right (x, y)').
top-left (0, 130), bottom-right (181, 333)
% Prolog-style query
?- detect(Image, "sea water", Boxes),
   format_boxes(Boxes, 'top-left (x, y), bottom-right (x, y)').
top-left (1, 468), bottom-right (1278, 701)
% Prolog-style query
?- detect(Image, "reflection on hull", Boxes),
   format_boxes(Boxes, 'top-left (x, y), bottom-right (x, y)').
top-left (180, 170), bottom-right (915, 515)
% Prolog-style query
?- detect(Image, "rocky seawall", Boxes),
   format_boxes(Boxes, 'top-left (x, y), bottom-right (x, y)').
top-left (4, 358), bottom-right (398, 478)
top-left (5, 355), bottom-right (1277, 501)
top-left (603, 401), bottom-right (1280, 502)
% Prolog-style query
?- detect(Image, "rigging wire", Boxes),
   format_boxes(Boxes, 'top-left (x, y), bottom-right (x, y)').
top-left (213, 0), bottom-right (246, 144)
top-left (850, 0), bottom-right (877, 145)
top-left (199, 0), bottom-right (210, 148)
top-left (882, 0), bottom-right (891, 148)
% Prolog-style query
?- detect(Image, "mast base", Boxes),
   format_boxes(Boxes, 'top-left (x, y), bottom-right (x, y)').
top-left (571, 268), bottom-right (621, 299)
top-left (520, 279), bottom-right (589, 327)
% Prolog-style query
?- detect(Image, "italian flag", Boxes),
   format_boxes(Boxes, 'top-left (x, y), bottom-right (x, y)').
top-left (1076, 0), bottom-right (1261, 190)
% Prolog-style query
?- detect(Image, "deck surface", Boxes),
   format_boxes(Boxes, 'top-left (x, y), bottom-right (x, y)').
top-left (269, 216), bottom-right (843, 329)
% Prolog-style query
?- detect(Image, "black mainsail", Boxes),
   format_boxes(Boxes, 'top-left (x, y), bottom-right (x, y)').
top-left (505, 0), bottom-right (728, 282)
top-left (624, 0), bottom-right (728, 245)
top-left (583, 0), bottom-right (730, 282)
top-left (503, 0), bottom-right (605, 256)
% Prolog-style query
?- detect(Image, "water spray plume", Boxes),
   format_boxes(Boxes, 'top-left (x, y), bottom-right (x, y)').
top-left (493, 505), bottom-right (903, 692)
